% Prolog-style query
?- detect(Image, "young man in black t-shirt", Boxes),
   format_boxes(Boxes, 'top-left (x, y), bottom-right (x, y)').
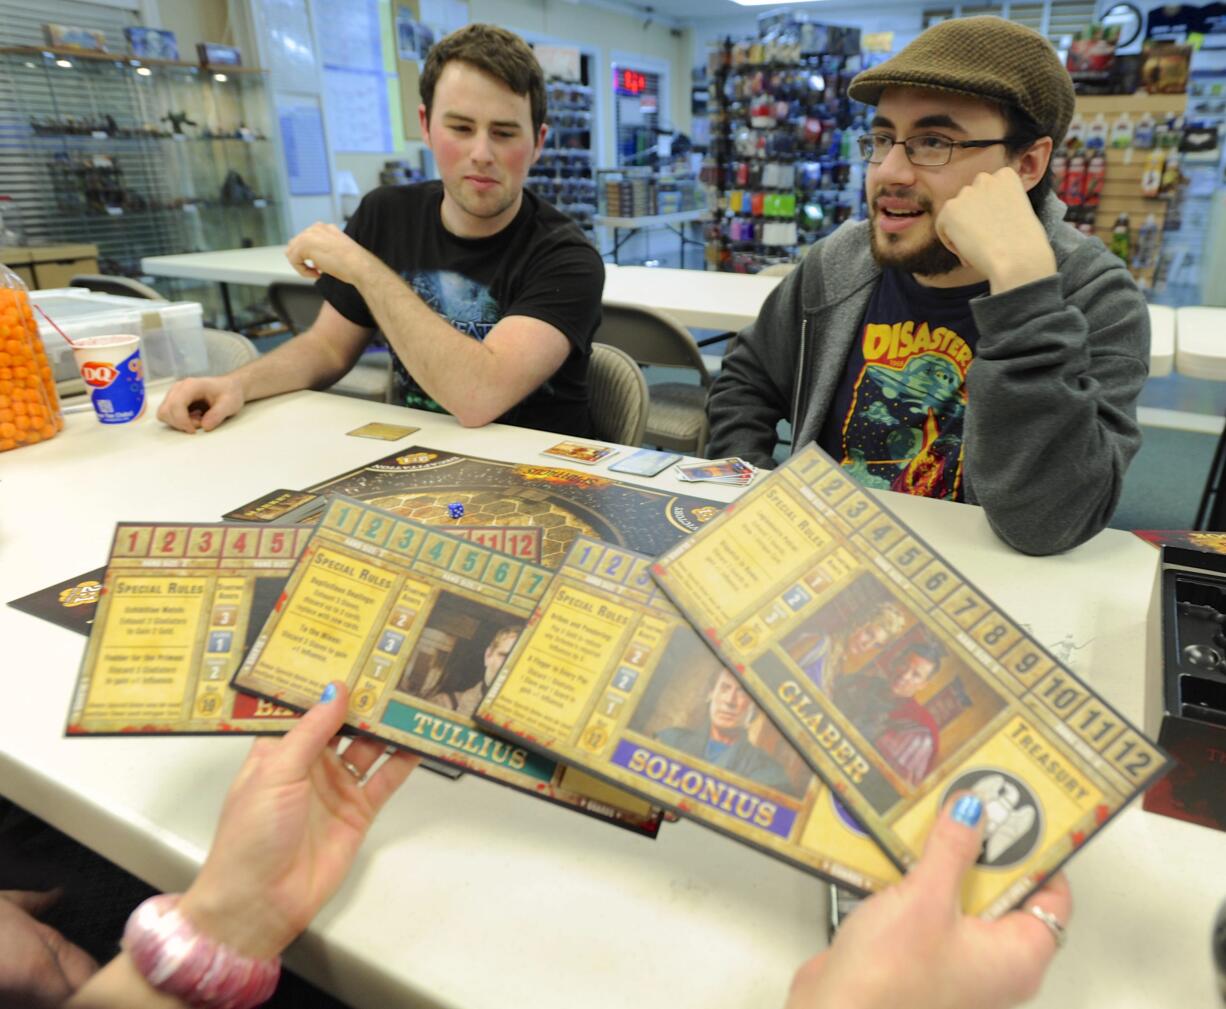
top-left (159, 24), bottom-right (602, 438)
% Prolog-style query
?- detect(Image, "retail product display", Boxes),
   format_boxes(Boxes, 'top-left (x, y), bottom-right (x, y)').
top-left (1062, 94), bottom-right (1188, 288)
top-left (596, 168), bottom-right (705, 217)
top-left (124, 27), bottom-right (179, 61)
top-left (527, 81), bottom-right (595, 236)
top-left (0, 47), bottom-right (283, 282)
top-left (704, 21), bottom-right (866, 273)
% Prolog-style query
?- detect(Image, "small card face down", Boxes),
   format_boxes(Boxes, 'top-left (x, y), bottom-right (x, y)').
top-left (652, 445), bottom-right (1170, 918)
top-left (477, 537), bottom-right (899, 894)
top-left (66, 524), bottom-right (311, 735)
top-left (541, 441), bottom-right (619, 466)
top-left (221, 489), bottom-right (325, 525)
top-left (346, 423), bottom-right (421, 441)
top-left (233, 496), bottom-right (661, 836)
top-left (608, 449), bottom-right (682, 478)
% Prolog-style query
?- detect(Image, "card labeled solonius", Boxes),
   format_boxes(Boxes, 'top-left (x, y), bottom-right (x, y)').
top-left (232, 496), bottom-right (662, 836)
top-left (477, 537), bottom-right (900, 893)
top-left (651, 445), bottom-right (1171, 918)
top-left (67, 524), bottom-right (309, 735)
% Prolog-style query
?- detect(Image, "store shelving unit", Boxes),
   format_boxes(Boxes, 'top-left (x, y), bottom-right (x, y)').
top-left (704, 35), bottom-right (866, 273)
top-left (0, 46), bottom-right (285, 283)
top-left (528, 80), bottom-right (596, 238)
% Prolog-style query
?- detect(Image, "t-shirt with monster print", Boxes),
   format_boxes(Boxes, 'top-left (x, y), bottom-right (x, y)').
top-left (316, 181), bottom-right (603, 437)
top-left (816, 267), bottom-right (988, 501)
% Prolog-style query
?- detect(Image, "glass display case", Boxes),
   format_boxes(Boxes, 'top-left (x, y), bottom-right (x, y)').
top-left (0, 46), bottom-right (286, 283)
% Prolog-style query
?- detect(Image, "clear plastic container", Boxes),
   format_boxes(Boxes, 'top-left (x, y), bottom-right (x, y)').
top-left (0, 261), bottom-right (63, 451)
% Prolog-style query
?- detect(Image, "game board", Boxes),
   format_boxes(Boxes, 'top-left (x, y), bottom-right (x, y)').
top-left (299, 447), bottom-right (723, 569)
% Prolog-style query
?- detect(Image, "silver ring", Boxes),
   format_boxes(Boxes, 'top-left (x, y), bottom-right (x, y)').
top-left (1027, 905), bottom-right (1066, 949)
top-left (340, 759), bottom-right (364, 781)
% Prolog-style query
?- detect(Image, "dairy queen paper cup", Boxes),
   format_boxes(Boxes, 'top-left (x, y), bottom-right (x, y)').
top-left (72, 334), bottom-right (146, 424)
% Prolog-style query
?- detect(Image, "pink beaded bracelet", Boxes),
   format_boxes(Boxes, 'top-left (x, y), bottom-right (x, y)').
top-left (122, 893), bottom-right (281, 1009)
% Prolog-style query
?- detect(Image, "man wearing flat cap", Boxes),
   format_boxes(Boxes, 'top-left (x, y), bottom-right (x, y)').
top-left (707, 17), bottom-right (1149, 556)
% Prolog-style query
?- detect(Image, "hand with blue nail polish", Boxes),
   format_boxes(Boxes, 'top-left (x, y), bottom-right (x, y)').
top-left (174, 680), bottom-right (419, 961)
top-left (785, 792), bottom-right (1072, 1009)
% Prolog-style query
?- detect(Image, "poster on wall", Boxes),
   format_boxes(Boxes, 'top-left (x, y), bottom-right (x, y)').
top-left (324, 66), bottom-right (393, 153)
top-left (277, 98), bottom-right (332, 196)
top-left (317, 0), bottom-right (382, 71)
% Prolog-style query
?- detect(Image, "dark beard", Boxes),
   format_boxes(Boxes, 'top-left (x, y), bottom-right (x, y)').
top-left (869, 219), bottom-right (962, 275)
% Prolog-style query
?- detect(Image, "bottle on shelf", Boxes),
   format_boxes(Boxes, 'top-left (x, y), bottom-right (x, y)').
top-left (1109, 212), bottom-right (1131, 261)
top-left (1132, 213), bottom-right (1160, 273)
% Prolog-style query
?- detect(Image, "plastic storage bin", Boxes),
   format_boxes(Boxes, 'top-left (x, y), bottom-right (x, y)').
top-left (29, 287), bottom-right (207, 389)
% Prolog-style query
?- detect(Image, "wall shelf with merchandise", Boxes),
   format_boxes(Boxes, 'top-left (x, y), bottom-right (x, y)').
top-left (527, 80), bottom-right (596, 238)
top-left (703, 27), bottom-right (868, 274)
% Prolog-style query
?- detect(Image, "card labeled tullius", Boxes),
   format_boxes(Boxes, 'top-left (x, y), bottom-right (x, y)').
top-left (477, 537), bottom-right (900, 893)
top-left (651, 445), bottom-right (1171, 918)
top-left (66, 524), bottom-right (309, 735)
top-left (232, 496), bottom-right (661, 836)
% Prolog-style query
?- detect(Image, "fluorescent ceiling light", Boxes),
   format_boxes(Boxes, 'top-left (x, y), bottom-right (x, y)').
top-left (730, 0), bottom-right (820, 5)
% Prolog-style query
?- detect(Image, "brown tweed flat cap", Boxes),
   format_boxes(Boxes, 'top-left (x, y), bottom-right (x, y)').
top-left (848, 17), bottom-right (1076, 146)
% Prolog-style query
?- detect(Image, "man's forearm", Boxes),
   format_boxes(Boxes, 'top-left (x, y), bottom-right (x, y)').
top-left (232, 327), bottom-right (359, 403)
top-left (355, 260), bottom-right (509, 425)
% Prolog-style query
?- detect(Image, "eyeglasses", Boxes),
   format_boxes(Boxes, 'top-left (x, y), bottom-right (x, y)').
top-left (857, 132), bottom-right (1013, 167)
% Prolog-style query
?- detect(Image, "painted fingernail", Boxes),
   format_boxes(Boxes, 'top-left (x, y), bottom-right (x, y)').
top-left (951, 795), bottom-right (982, 827)
top-left (320, 683), bottom-right (336, 703)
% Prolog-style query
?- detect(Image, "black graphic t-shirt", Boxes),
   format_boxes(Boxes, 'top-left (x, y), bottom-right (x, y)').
top-left (816, 268), bottom-right (988, 501)
top-left (317, 181), bottom-right (603, 437)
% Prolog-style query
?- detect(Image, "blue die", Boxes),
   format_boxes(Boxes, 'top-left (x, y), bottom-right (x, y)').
top-left (447, 502), bottom-right (465, 520)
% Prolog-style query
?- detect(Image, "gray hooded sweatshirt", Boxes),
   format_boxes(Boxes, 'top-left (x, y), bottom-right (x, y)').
top-left (706, 193), bottom-right (1151, 556)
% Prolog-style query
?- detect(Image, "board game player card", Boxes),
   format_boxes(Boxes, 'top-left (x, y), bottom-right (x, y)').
top-left (477, 537), bottom-right (900, 893)
top-left (651, 445), bottom-right (1171, 918)
top-left (541, 441), bottom-right (619, 466)
top-left (232, 495), bottom-right (662, 836)
top-left (346, 422), bottom-right (421, 441)
top-left (221, 489), bottom-right (324, 524)
top-left (65, 524), bottom-right (312, 735)
top-left (8, 566), bottom-right (107, 635)
top-left (608, 449), bottom-right (683, 478)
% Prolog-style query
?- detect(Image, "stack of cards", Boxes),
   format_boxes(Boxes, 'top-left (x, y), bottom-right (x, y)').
top-left (674, 458), bottom-right (757, 486)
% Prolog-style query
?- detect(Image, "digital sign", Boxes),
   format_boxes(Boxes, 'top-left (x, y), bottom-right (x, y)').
top-left (616, 68), bottom-right (647, 95)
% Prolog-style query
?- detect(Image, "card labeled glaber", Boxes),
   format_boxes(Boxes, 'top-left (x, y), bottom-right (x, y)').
top-left (651, 445), bottom-right (1171, 918)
